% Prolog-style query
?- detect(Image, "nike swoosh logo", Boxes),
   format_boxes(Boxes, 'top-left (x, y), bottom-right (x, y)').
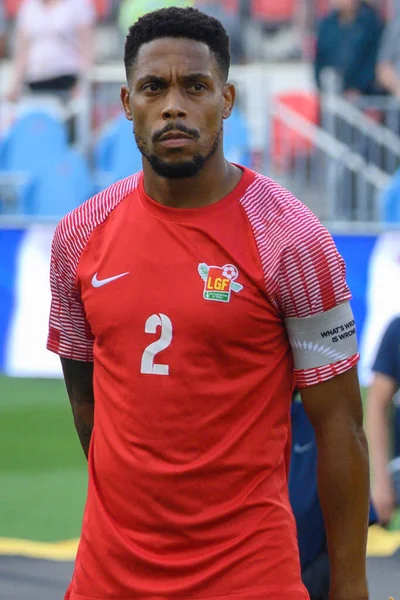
top-left (92, 272), bottom-right (129, 288)
top-left (293, 442), bottom-right (314, 454)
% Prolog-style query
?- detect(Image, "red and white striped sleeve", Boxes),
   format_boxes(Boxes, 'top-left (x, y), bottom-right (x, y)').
top-left (47, 217), bottom-right (94, 362)
top-left (277, 222), bottom-right (359, 388)
top-left (240, 173), bottom-right (359, 388)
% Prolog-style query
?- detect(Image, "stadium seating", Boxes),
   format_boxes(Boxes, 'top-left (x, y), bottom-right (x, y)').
top-left (251, 0), bottom-right (297, 24)
top-left (1, 110), bottom-right (68, 174)
top-left (94, 114), bottom-right (142, 186)
top-left (271, 91), bottom-right (319, 170)
top-left (224, 106), bottom-right (252, 167)
top-left (0, 111), bottom-right (69, 214)
top-left (23, 148), bottom-right (94, 217)
top-left (380, 167), bottom-right (400, 223)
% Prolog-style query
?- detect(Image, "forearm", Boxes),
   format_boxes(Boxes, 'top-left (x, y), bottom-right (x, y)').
top-left (316, 424), bottom-right (370, 599)
top-left (72, 403), bottom-right (94, 460)
top-left (366, 398), bottom-right (391, 485)
top-left (376, 62), bottom-right (400, 96)
top-left (79, 27), bottom-right (94, 73)
top-left (10, 40), bottom-right (28, 91)
top-left (61, 358), bottom-right (95, 461)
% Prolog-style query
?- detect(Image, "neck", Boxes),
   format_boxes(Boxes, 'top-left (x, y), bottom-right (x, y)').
top-left (340, 4), bottom-right (359, 22)
top-left (142, 152), bottom-right (242, 209)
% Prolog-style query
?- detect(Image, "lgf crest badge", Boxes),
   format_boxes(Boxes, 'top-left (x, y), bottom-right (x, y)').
top-left (198, 263), bottom-right (243, 303)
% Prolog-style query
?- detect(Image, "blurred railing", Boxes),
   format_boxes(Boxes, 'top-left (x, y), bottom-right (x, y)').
top-left (321, 90), bottom-right (400, 176)
top-left (269, 96), bottom-right (391, 228)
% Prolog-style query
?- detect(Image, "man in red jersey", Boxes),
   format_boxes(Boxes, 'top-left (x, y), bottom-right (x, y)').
top-left (47, 7), bottom-right (370, 600)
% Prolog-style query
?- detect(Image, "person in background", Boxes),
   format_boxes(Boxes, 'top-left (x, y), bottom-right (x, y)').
top-left (0, 0), bottom-right (7, 59)
top-left (366, 316), bottom-right (400, 525)
top-left (196, 0), bottom-right (246, 64)
top-left (376, 11), bottom-right (400, 99)
top-left (118, 0), bottom-right (194, 38)
top-left (315, 0), bottom-right (383, 98)
top-left (7, 0), bottom-right (95, 103)
top-left (290, 395), bottom-right (378, 600)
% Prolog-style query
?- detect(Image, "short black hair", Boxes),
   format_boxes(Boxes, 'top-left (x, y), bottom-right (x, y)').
top-left (124, 7), bottom-right (231, 82)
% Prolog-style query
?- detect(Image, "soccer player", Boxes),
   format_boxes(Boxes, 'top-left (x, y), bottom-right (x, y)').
top-left (366, 316), bottom-right (400, 525)
top-left (289, 394), bottom-right (378, 600)
top-left (47, 7), bottom-right (370, 600)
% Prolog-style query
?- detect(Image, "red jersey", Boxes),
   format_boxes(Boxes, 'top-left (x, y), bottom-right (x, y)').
top-left (47, 167), bottom-right (358, 600)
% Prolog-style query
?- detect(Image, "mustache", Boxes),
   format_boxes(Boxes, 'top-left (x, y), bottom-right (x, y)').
top-left (152, 123), bottom-right (200, 143)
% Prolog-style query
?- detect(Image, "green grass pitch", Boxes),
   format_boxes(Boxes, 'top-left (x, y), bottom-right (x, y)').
top-left (0, 375), bottom-right (87, 541)
top-left (0, 375), bottom-right (398, 542)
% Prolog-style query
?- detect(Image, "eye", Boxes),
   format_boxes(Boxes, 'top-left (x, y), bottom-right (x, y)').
top-left (189, 83), bottom-right (206, 93)
top-left (142, 83), bottom-right (161, 93)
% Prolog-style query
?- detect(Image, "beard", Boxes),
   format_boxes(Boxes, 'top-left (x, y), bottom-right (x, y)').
top-left (134, 125), bottom-right (222, 180)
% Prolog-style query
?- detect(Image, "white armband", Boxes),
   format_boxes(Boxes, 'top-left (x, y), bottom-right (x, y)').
top-left (285, 302), bottom-right (358, 370)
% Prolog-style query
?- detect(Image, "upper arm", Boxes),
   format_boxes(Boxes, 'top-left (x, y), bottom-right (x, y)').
top-left (47, 221), bottom-right (94, 361)
top-left (61, 357), bottom-right (94, 407)
top-left (278, 220), bottom-right (359, 389)
top-left (377, 22), bottom-right (398, 65)
top-left (367, 319), bottom-right (400, 407)
top-left (372, 319), bottom-right (400, 384)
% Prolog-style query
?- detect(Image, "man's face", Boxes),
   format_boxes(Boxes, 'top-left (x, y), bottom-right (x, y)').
top-left (121, 37), bottom-right (235, 179)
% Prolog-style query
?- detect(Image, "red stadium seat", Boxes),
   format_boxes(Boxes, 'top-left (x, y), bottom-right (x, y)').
top-left (251, 0), bottom-right (297, 23)
top-left (271, 92), bottom-right (320, 170)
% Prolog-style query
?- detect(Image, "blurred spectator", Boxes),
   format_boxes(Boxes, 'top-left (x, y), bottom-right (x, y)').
top-left (366, 316), bottom-right (400, 525)
top-left (376, 15), bottom-right (400, 99)
top-left (196, 1), bottom-right (246, 63)
top-left (0, 0), bottom-right (7, 58)
top-left (315, 0), bottom-right (383, 98)
top-left (7, 0), bottom-right (95, 103)
top-left (290, 395), bottom-right (378, 600)
top-left (118, 0), bottom-right (194, 35)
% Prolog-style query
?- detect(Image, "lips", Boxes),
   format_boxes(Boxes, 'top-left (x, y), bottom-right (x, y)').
top-left (159, 131), bottom-right (193, 142)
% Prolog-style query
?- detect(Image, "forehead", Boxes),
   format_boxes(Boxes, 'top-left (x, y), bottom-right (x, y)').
top-left (133, 37), bottom-right (218, 80)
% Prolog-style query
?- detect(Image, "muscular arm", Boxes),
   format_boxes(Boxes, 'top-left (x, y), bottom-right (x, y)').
top-left (301, 367), bottom-right (370, 600)
top-left (61, 357), bottom-right (94, 460)
top-left (366, 373), bottom-right (397, 524)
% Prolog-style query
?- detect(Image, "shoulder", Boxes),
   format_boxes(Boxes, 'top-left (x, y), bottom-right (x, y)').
top-left (240, 172), bottom-right (331, 254)
top-left (384, 317), bottom-right (400, 340)
top-left (53, 173), bottom-right (140, 262)
top-left (317, 12), bottom-right (336, 30)
top-left (359, 3), bottom-right (382, 26)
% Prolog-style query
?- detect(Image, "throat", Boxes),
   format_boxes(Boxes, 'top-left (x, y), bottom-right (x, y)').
top-left (143, 162), bottom-right (243, 210)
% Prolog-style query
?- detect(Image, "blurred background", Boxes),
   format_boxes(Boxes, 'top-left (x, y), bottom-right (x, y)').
top-left (0, 0), bottom-right (400, 598)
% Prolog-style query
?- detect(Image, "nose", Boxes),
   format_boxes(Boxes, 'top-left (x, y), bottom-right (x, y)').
top-left (161, 88), bottom-right (187, 121)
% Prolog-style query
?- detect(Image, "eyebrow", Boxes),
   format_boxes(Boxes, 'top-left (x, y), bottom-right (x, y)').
top-left (136, 72), bottom-right (213, 87)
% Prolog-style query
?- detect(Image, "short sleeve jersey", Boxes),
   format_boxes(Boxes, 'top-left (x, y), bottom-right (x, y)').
top-left (48, 168), bottom-right (358, 600)
top-left (373, 317), bottom-right (400, 400)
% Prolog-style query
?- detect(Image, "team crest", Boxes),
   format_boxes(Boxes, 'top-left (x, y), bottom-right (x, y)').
top-left (198, 263), bottom-right (243, 303)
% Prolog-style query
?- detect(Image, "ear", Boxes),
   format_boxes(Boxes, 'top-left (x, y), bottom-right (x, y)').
top-left (222, 82), bottom-right (236, 120)
top-left (121, 85), bottom-right (133, 121)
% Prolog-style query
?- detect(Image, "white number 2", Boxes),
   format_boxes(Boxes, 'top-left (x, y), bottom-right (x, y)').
top-left (140, 313), bottom-right (173, 375)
